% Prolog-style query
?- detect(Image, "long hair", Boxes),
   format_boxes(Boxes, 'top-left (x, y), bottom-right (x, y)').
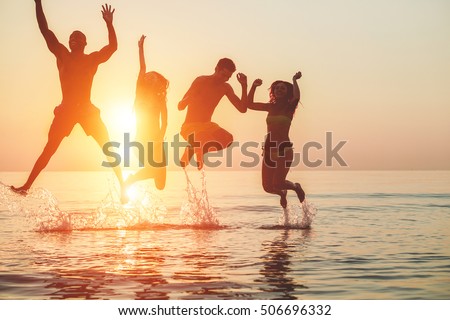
top-left (135, 71), bottom-right (169, 113)
top-left (145, 71), bottom-right (169, 101)
top-left (269, 80), bottom-right (294, 104)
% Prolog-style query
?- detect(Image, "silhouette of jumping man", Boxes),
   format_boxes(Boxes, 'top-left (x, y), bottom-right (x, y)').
top-left (11, 1), bottom-right (126, 201)
top-left (247, 72), bottom-right (306, 208)
top-left (124, 35), bottom-right (168, 190)
top-left (178, 58), bottom-right (248, 169)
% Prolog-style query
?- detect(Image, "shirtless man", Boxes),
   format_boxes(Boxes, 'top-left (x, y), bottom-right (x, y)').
top-left (178, 58), bottom-right (248, 169)
top-left (12, 1), bottom-right (126, 201)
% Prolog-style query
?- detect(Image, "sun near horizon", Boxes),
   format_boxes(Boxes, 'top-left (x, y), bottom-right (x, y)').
top-left (0, 0), bottom-right (449, 172)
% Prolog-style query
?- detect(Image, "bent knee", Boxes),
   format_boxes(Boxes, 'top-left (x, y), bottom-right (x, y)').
top-left (220, 130), bottom-right (233, 147)
top-left (262, 182), bottom-right (273, 194)
top-left (202, 130), bottom-right (233, 150)
top-left (272, 182), bottom-right (286, 191)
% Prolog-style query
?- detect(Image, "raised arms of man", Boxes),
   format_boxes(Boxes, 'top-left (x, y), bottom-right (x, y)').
top-left (90, 4), bottom-right (117, 64)
top-left (34, 0), bottom-right (67, 57)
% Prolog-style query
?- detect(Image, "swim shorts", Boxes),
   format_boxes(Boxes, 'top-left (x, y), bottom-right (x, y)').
top-left (180, 121), bottom-right (221, 141)
top-left (49, 103), bottom-right (104, 138)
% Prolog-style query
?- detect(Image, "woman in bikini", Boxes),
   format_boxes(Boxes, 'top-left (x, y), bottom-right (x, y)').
top-left (125, 35), bottom-right (168, 190)
top-left (247, 71), bottom-right (305, 208)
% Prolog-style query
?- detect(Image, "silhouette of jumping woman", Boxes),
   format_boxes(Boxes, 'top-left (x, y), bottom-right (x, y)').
top-left (124, 35), bottom-right (168, 190)
top-left (248, 72), bottom-right (306, 208)
top-left (11, 1), bottom-right (126, 201)
top-left (178, 58), bottom-right (248, 169)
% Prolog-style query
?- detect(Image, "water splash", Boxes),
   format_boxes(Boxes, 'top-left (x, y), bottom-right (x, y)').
top-left (0, 182), bottom-right (70, 231)
top-left (97, 182), bottom-right (167, 229)
top-left (280, 199), bottom-right (318, 229)
top-left (179, 169), bottom-right (220, 228)
top-left (0, 181), bottom-right (166, 231)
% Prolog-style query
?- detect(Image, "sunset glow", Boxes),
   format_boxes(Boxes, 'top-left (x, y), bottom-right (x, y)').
top-left (1, 1), bottom-right (449, 310)
top-left (104, 102), bottom-right (136, 139)
top-left (0, 0), bottom-right (449, 171)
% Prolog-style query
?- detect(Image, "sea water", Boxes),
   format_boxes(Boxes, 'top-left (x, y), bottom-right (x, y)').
top-left (0, 170), bottom-right (449, 299)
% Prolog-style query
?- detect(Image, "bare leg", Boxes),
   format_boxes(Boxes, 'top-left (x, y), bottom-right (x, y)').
top-left (125, 167), bottom-right (166, 190)
top-left (271, 149), bottom-right (305, 203)
top-left (11, 132), bottom-right (65, 194)
top-left (90, 121), bottom-right (127, 203)
top-left (195, 128), bottom-right (233, 170)
top-left (180, 127), bottom-right (232, 170)
top-left (126, 142), bottom-right (166, 190)
top-left (180, 145), bottom-right (195, 168)
top-left (125, 168), bottom-right (151, 186)
top-left (274, 179), bottom-right (305, 203)
top-left (294, 183), bottom-right (306, 203)
top-left (262, 159), bottom-right (288, 208)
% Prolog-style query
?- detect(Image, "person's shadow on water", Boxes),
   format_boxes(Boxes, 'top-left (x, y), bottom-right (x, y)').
top-left (255, 229), bottom-right (311, 299)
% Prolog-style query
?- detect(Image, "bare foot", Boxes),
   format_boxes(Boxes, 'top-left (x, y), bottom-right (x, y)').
top-left (294, 183), bottom-right (305, 203)
top-left (280, 190), bottom-right (287, 208)
top-left (10, 186), bottom-right (28, 196)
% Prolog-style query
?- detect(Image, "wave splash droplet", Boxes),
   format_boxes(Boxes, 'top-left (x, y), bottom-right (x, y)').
top-left (0, 182), bottom-right (70, 231)
top-left (0, 181), bottom-right (167, 231)
top-left (280, 199), bottom-right (318, 229)
top-left (96, 182), bottom-right (167, 230)
top-left (179, 169), bottom-right (220, 228)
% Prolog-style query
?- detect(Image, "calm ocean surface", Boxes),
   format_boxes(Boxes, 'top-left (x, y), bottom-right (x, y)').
top-left (0, 170), bottom-right (449, 300)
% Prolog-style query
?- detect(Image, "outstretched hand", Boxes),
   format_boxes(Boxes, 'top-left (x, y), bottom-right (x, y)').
top-left (101, 3), bottom-right (115, 24)
top-left (252, 79), bottom-right (263, 87)
top-left (293, 71), bottom-right (302, 81)
top-left (236, 73), bottom-right (247, 86)
top-left (138, 35), bottom-right (146, 48)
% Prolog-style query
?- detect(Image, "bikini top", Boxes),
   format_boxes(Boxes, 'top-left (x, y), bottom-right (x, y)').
top-left (266, 115), bottom-right (292, 126)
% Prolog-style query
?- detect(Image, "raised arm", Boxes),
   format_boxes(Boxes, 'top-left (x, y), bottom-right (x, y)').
top-left (34, 0), bottom-right (66, 56)
top-left (290, 71), bottom-right (302, 107)
top-left (247, 79), bottom-right (269, 112)
top-left (138, 35), bottom-right (146, 78)
top-left (91, 4), bottom-right (117, 64)
top-left (134, 35), bottom-right (147, 109)
top-left (225, 72), bottom-right (248, 113)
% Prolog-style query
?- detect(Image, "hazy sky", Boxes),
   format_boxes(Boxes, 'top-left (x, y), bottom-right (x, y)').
top-left (0, 0), bottom-right (449, 171)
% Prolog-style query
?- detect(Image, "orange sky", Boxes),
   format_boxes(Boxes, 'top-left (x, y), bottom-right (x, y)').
top-left (1, 0), bottom-right (449, 171)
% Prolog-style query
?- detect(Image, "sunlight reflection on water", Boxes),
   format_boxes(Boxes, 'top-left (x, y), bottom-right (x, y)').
top-left (1, 171), bottom-right (450, 299)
